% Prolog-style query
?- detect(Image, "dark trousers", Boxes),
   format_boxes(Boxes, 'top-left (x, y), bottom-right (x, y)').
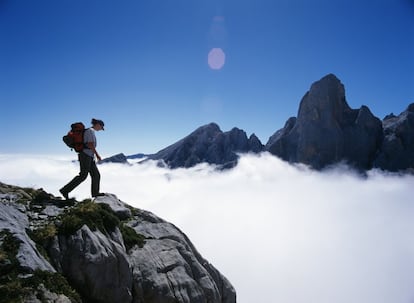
top-left (61, 152), bottom-right (100, 197)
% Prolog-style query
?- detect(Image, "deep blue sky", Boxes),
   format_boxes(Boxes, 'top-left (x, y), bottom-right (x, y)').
top-left (1, 0), bottom-right (413, 156)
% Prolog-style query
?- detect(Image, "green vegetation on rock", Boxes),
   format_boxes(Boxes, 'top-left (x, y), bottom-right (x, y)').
top-left (0, 230), bottom-right (81, 303)
top-left (119, 224), bottom-right (146, 250)
top-left (58, 199), bottom-right (146, 250)
top-left (59, 200), bottom-right (120, 235)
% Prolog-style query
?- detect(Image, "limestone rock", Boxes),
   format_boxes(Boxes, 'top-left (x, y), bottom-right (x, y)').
top-left (149, 122), bottom-right (264, 168)
top-left (0, 202), bottom-right (55, 273)
top-left (50, 225), bottom-right (133, 303)
top-left (374, 103), bottom-right (414, 171)
top-left (266, 74), bottom-right (383, 170)
top-left (95, 193), bottom-right (132, 220)
top-left (0, 184), bottom-right (236, 303)
top-left (128, 214), bottom-right (236, 303)
top-left (100, 153), bottom-right (129, 164)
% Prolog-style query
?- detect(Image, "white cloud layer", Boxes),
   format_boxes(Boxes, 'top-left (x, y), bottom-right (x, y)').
top-left (1, 153), bottom-right (413, 303)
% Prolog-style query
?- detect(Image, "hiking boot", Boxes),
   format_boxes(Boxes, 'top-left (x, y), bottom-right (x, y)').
top-left (59, 189), bottom-right (69, 200)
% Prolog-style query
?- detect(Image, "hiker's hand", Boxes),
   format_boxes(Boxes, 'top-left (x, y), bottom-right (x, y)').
top-left (96, 155), bottom-right (102, 162)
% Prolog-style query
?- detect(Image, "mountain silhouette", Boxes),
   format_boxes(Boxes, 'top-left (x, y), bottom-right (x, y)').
top-left (147, 122), bottom-right (263, 168)
top-left (102, 74), bottom-right (413, 173)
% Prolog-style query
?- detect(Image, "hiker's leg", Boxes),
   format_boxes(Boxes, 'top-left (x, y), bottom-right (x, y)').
top-left (60, 153), bottom-right (92, 194)
top-left (90, 160), bottom-right (101, 197)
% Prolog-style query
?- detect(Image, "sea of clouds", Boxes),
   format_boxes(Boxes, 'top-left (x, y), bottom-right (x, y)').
top-left (0, 153), bottom-right (413, 303)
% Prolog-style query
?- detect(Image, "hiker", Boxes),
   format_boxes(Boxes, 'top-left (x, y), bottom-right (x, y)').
top-left (60, 118), bottom-right (105, 199)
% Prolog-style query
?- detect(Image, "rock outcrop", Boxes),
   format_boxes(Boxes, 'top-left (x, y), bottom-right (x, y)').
top-left (266, 74), bottom-right (384, 170)
top-left (0, 182), bottom-right (236, 303)
top-left (149, 122), bottom-right (263, 168)
top-left (99, 153), bottom-right (129, 164)
top-left (374, 103), bottom-right (414, 172)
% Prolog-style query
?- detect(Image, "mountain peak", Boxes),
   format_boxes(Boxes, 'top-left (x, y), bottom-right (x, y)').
top-left (298, 73), bottom-right (348, 121)
top-left (149, 123), bottom-right (263, 168)
top-left (266, 74), bottom-right (383, 169)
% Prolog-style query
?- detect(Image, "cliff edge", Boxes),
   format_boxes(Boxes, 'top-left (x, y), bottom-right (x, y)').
top-left (0, 182), bottom-right (236, 303)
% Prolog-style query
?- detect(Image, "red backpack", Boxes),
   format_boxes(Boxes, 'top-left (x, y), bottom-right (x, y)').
top-left (63, 122), bottom-right (86, 152)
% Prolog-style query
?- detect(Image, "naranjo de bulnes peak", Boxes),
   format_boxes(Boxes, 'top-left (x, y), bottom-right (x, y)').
top-left (106, 74), bottom-right (414, 173)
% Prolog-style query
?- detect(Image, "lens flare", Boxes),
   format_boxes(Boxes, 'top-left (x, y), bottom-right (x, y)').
top-left (208, 48), bottom-right (226, 70)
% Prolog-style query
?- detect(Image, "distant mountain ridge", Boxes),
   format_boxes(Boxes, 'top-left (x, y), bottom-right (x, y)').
top-left (147, 123), bottom-right (263, 169)
top-left (104, 74), bottom-right (414, 172)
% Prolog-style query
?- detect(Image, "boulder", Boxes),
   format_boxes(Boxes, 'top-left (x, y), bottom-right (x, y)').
top-left (50, 225), bottom-right (133, 303)
top-left (95, 193), bottom-right (132, 220)
top-left (128, 212), bottom-right (236, 303)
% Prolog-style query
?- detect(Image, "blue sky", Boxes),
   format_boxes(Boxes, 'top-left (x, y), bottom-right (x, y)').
top-left (1, 0), bottom-right (413, 156)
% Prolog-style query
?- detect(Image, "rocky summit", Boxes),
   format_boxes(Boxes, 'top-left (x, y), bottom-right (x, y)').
top-left (148, 123), bottom-right (263, 169)
top-left (373, 103), bottom-right (414, 172)
top-left (265, 74), bottom-right (414, 172)
top-left (0, 182), bottom-right (236, 303)
top-left (101, 74), bottom-right (413, 173)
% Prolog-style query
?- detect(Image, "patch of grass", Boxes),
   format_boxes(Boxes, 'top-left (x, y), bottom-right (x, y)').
top-left (57, 200), bottom-right (147, 251)
top-left (119, 224), bottom-right (146, 251)
top-left (26, 224), bottom-right (57, 264)
top-left (0, 231), bottom-right (20, 277)
top-left (0, 231), bottom-right (81, 303)
top-left (0, 280), bottom-right (23, 303)
top-left (31, 189), bottom-right (53, 205)
top-left (25, 270), bottom-right (82, 303)
top-left (58, 200), bottom-right (120, 236)
top-left (0, 231), bottom-right (28, 303)
top-left (0, 271), bottom-right (82, 303)
top-left (29, 224), bottom-right (57, 245)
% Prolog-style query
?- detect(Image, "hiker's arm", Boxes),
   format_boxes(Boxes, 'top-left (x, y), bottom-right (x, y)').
top-left (86, 142), bottom-right (102, 161)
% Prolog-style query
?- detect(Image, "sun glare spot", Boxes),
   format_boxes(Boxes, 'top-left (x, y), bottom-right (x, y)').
top-left (208, 48), bottom-right (226, 70)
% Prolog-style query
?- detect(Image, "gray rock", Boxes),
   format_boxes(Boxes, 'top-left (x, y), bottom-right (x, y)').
top-left (1, 181), bottom-right (236, 303)
top-left (41, 205), bottom-right (63, 217)
top-left (23, 284), bottom-right (72, 303)
top-left (50, 225), bottom-right (133, 303)
top-left (149, 122), bottom-right (263, 168)
top-left (41, 192), bottom-right (236, 303)
top-left (374, 103), bottom-right (414, 171)
top-left (99, 153), bottom-right (129, 164)
top-left (266, 74), bottom-right (383, 170)
top-left (128, 214), bottom-right (236, 303)
top-left (0, 202), bottom-right (55, 273)
top-left (94, 193), bottom-right (132, 220)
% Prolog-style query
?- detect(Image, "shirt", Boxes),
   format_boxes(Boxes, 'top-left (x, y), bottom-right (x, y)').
top-left (83, 128), bottom-right (96, 158)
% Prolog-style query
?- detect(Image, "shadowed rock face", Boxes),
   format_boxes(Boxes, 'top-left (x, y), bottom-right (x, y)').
top-left (99, 153), bottom-right (128, 164)
top-left (266, 74), bottom-right (383, 170)
top-left (149, 123), bottom-right (264, 168)
top-left (374, 103), bottom-right (414, 172)
top-left (103, 74), bottom-right (413, 173)
top-left (0, 183), bottom-right (236, 303)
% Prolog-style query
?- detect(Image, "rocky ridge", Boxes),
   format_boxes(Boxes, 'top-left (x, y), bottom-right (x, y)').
top-left (265, 74), bottom-right (414, 172)
top-left (265, 74), bottom-right (384, 170)
top-left (147, 123), bottom-right (263, 169)
top-left (102, 74), bottom-right (413, 173)
top-left (0, 182), bottom-right (236, 303)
